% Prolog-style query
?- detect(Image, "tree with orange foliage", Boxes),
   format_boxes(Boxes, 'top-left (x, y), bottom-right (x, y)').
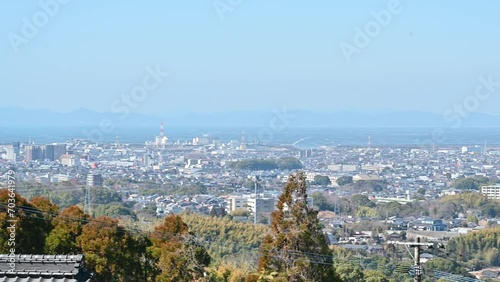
top-left (0, 190), bottom-right (51, 253)
top-left (150, 214), bottom-right (211, 282)
top-left (77, 216), bottom-right (148, 281)
top-left (45, 205), bottom-right (90, 254)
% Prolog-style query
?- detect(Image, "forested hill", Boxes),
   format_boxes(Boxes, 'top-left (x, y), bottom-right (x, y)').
top-left (447, 227), bottom-right (500, 268)
top-left (181, 213), bottom-right (268, 261)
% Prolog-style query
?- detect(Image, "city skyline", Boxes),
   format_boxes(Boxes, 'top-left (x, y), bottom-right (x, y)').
top-left (2, 2), bottom-right (500, 281)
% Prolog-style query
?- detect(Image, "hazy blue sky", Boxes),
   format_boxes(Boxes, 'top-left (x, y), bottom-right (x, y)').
top-left (1, 1), bottom-right (499, 115)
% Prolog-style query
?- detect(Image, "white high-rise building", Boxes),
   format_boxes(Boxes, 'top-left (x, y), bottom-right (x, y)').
top-left (225, 196), bottom-right (248, 213)
top-left (0, 145), bottom-right (16, 161)
top-left (61, 154), bottom-right (79, 167)
top-left (247, 197), bottom-right (275, 219)
top-left (481, 184), bottom-right (500, 200)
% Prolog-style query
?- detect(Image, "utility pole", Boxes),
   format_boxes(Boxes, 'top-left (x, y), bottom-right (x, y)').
top-left (84, 185), bottom-right (92, 216)
top-left (387, 237), bottom-right (432, 282)
top-left (254, 176), bottom-right (259, 225)
top-left (254, 180), bottom-right (257, 225)
top-left (414, 237), bottom-right (422, 282)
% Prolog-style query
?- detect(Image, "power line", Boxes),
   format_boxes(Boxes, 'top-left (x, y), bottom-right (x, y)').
top-left (14, 187), bottom-right (85, 193)
top-left (0, 203), bottom-right (194, 243)
top-left (84, 185), bottom-right (92, 216)
top-left (432, 271), bottom-right (483, 282)
top-left (0, 202), bottom-right (486, 281)
top-left (387, 239), bottom-right (486, 282)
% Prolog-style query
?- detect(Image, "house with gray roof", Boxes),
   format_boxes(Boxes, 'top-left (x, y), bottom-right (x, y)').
top-left (0, 254), bottom-right (94, 282)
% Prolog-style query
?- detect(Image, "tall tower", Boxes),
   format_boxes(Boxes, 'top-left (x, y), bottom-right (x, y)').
top-left (115, 132), bottom-right (120, 148)
top-left (25, 145), bottom-right (43, 162)
top-left (155, 122), bottom-right (165, 148)
top-left (240, 128), bottom-right (246, 150)
top-left (368, 135), bottom-right (371, 149)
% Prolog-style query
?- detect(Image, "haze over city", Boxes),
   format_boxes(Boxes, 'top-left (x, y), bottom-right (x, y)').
top-left (2, 1), bottom-right (500, 282)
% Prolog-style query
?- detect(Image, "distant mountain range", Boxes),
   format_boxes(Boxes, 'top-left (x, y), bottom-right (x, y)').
top-left (1, 107), bottom-right (500, 128)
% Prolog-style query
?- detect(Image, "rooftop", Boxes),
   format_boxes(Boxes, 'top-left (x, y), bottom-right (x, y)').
top-left (0, 254), bottom-right (94, 282)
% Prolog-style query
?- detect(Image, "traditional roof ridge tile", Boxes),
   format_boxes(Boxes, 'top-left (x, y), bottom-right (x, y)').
top-left (0, 254), bottom-right (94, 282)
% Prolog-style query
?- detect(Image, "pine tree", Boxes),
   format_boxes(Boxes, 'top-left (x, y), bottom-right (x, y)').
top-left (257, 172), bottom-right (341, 282)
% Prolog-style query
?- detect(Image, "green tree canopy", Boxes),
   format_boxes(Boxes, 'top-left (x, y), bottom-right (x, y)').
top-left (336, 176), bottom-right (353, 186)
top-left (45, 205), bottom-right (90, 254)
top-left (93, 202), bottom-right (137, 220)
top-left (276, 157), bottom-right (303, 170)
top-left (311, 192), bottom-right (335, 211)
top-left (229, 157), bottom-right (303, 171)
top-left (335, 262), bottom-right (364, 282)
top-left (363, 270), bottom-right (389, 282)
top-left (0, 190), bottom-right (52, 254)
top-left (453, 176), bottom-right (490, 190)
top-left (91, 187), bottom-right (122, 204)
top-left (351, 194), bottom-right (376, 208)
top-left (313, 175), bottom-right (332, 187)
top-left (258, 172), bottom-right (341, 281)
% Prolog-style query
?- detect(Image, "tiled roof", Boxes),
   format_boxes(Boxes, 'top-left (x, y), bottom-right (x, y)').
top-left (0, 255), bottom-right (94, 282)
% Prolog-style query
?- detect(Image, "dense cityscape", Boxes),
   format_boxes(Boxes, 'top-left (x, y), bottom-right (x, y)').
top-left (2, 1), bottom-right (500, 281)
top-left (1, 124), bottom-right (500, 281)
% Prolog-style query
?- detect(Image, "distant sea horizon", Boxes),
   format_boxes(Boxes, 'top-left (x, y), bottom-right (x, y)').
top-left (1, 126), bottom-right (500, 148)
